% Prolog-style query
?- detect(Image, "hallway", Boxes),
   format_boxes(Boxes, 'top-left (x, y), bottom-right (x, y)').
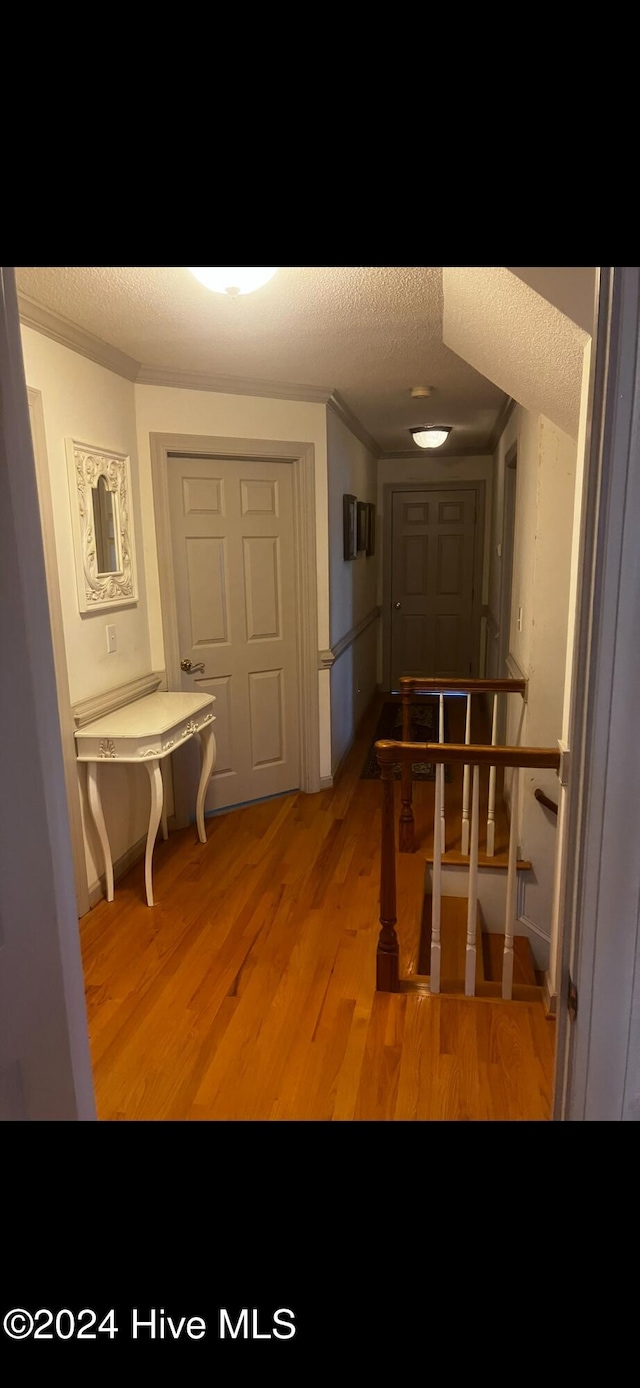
top-left (81, 697), bottom-right (555, 1121)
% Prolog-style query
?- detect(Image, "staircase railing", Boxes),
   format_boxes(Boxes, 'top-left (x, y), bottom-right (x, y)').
top-left (398, 676), bottom-right (527, 854)
top-left (375, 739), bottom-right (560, 999)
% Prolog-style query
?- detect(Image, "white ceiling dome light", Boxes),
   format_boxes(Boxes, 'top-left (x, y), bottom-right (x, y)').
top-left (410, 426), bottom-right (452, 450)
top-left (187, 267), bottom-right (278, 297)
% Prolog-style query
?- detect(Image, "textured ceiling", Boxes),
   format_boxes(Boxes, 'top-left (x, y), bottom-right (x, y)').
top-left (442, 267), bottom-right (589, 439)
top-left (15, 266), bottom-right (507, 454)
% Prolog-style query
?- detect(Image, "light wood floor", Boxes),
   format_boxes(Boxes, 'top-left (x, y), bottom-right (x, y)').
top-left (81, 697), bottom-right (556, 1121)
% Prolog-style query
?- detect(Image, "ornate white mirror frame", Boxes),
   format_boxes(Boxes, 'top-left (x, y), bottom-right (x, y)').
top-left (65, 438), bottom-right (138, 613)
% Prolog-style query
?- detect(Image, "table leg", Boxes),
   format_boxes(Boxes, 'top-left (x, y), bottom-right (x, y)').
top-left (145, 760), bottom-right (164, 907)
top-left (159, 758), bottom-right (169, 841)
top-left (87, 762), bottom-right (114, 903)
top-left (196, 724), bottom-right (216, 844)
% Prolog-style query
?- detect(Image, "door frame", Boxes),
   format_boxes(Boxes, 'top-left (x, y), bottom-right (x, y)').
top-left (381, 480), bottom-right (486, 691)
top-left (553, 267), bottom-right (640, 1120)
top-left (497, 442), bottom-right (518, 678)
top-left (28, 387), bottom-right (90, 918)
top-left (149, 432), bottom-right (321, 827)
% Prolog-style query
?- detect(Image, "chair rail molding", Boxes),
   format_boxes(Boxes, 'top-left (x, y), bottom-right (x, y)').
top-left (319, 606), bottom-right (381, 669)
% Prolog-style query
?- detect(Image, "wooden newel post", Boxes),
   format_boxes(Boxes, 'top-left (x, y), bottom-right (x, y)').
top-left (376, 745), bottom-right (399, 992)
top-left (399, 681), bottom-right (415, 853)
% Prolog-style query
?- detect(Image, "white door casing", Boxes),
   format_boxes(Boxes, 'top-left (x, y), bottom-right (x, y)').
top-left (0, 266), bottom-right (95, 1119)
top-left (150, 433), bottom-right (320, 829)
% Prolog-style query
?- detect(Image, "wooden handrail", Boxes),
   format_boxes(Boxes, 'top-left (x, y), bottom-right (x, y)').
top-left (534, 787), bottom-right (559, 815)
top-left (398, 679), bottom-right (527, 852)
top-left (377, 740), bottom-right (561, 770)
top-left (375, 739), bottom-right (561, 996)
top-left (399, 676), bottom-right (527, 696)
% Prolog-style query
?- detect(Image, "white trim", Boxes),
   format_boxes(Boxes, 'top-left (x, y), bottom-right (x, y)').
top-left (1, 267), bottom-right (95, 1118)
top-left (28, 389), bottom-right (89, 919)
top-left (149, 432), bottom-right (321, 825)
top-left (488, 395), bottom-right (517, 453)
top-left (18, 294), bottom-right (338, 404)
top-left (18, 294), bottom-right (140, 380)
top-left (328, 606), bottom-right (381, 665)
top-left (327, 391), bottom-right (381, 457)
top-left (506, 650), bottom-right (528, 698)
top-left (557, 740), bottom-right (570, 786)
top-left (319, 775), bottom-right (334, 790)
top-left (87, 830), bottom-right (150, 907)
top-left (543, 974), bottom-right (557, 1017)
top-left (555, 268), bottom-right (640, 1121)
top-left (378, 446), bottom-right (493, 461)
top-left (138, 363), bottom-right (333, 403)
top-left (73, 673), bottom-right (163, 727)
top-left (517, 913), bottom-right (551, 944)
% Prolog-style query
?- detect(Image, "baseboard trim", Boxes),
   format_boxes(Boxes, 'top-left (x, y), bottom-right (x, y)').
top-left (330, 692), bottom-right (378, 782)
top-left (87, 818), bottom-right (176, 907)
top-left (517, 912), bottom-right (551, 943)
top-left (319, 775), bottom-right (334, 789)
top-left (543, 971), bottom-right (557, 1017)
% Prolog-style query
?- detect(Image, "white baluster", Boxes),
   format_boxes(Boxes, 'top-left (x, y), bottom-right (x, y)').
top-left (461, 693), bottom-right (471, 855)
top-left (465, 765), bottom-right (480, 996)
top-left (502, 765), bottom-right (519, 1000)
top-left (439, 693), bottom-right (446, 851)
top-left (430, 752), bottom-right (442, 995)
top-left (486, 693), bottom-right (498, 856)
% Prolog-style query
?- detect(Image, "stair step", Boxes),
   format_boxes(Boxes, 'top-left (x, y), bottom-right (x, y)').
top-left (481, 932), bottom-right (537, 986)
top-left (419, 894), bottom-right (484, 990)
top-left (424, 850), bottom-right (533, 871)
top-left (414, 897), bottom-right (541, 1000)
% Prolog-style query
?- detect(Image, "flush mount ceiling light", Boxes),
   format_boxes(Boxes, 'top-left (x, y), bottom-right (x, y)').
top-left (410, 426), bottom-right (452, 449)
top-left (187, 267), bottom-right (278, 297)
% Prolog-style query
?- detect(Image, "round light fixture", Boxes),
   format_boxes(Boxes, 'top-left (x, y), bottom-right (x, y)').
top-left (187, 267), bottom-right (278, 297)
top-left (410, 426), bottom-right (452, 450)
top-left (410, 385), bottom-right (432, 399)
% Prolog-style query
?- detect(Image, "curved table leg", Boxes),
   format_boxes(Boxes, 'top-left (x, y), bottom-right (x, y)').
top-left (87, 761), bottom-right (114, 903)
top-left (160, 758), bottom-right (169, 841)
top-left (196, 724), bottom-right (216, 843)
top-left (145, 760), bottom-right (164, 907)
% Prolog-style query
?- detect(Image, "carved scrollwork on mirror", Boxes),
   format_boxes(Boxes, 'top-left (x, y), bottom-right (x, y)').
top-left (66, 439), bottom-right (138, 613)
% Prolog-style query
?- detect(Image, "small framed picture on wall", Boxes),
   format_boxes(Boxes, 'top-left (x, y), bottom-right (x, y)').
top-left (357, 501), bottom-right (368, 553)
top-left (366, 503), bottom-right (376, 557)
top-left (343, 494), bottom-right (357, 560)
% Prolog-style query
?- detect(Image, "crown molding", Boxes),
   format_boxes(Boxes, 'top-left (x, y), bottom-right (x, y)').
top-left (136, 364), bottom-right (334, 402)
top-left (18, 294), bottom-right (141, 382)
top-left (379, 446), bottom-right (493, 460)
top-left (488, 394), bottom-right (517, 452)
top-left (327, 390), bottom-right (382, 457)
top-left (18, 293), bottom-right (334, 402)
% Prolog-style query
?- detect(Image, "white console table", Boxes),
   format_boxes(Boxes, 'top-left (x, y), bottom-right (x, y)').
top-left (75, 691), bottom-right (216, 907)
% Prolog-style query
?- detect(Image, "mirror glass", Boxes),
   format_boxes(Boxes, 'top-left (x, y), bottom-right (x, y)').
top-left (92, 475), bottom-right (120, 574)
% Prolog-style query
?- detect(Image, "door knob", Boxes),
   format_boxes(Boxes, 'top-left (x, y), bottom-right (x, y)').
top-left (181, 657), bottom-right (205, 674)
top-left (394, 602), bottom-right (401, 609)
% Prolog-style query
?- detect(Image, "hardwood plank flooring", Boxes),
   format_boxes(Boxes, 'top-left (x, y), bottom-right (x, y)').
top-left (81, 697), bottom-right (555, 1121)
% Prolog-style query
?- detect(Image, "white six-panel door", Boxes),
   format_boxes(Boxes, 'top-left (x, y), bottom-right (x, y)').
top-left (168, 456), bottom-right (300, 813)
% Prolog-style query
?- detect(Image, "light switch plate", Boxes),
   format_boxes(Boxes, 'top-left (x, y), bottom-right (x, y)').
top-left (106, 624), bottom-right (117, 654)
